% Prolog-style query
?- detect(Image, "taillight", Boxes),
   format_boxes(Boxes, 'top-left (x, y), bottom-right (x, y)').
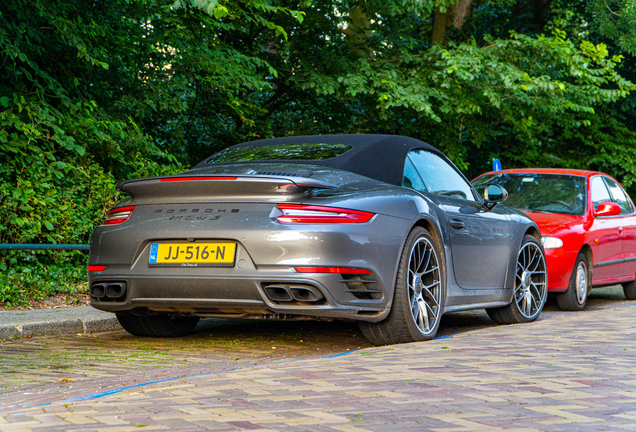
top-left (88, 265), bottom-right (106, 272)
top-left (275, 204), bottom-right (375, 224)
top-left (295, 266), bottom-right (372, 274)
top-left (101, 206), bottom-right (135, 225)
top-left (160, 176), bottom-right (237, 182)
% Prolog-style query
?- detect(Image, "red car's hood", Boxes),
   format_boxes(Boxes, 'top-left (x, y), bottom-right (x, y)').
top-left (520, 211), bottom-right (584, 236)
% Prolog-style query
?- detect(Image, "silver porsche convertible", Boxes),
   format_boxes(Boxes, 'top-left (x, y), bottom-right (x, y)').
top-left (88, 135), bottom-right (547, 345)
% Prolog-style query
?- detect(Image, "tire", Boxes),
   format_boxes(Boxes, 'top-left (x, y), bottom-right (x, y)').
top-left (359, 226), bottom-right (444, 345)
top-left (556, 253), bottom-right (589, 311)
top-left (623, 279), bottom-right (636, 300)
top-left (487, 235), bottom-right (547, 324)
top-left (116, 313), bottom-right (200, 337)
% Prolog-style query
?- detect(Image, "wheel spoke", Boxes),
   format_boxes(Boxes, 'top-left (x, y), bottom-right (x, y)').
top-left (422, 247), bottom-right (432, 273)
top-left (527, 248), bottom-right (538, 270)
top-left (422, 279), bottom-right (440, 290)
top-left (422, 286), bottom-right (440, 308)
top-left (530, 292), bottom-right (539, 311)
top-left (411, 243), bottom-right (421, 273)
top-left (525, 291), bottom-right (532, 315)
top-left (422, 266), bottom-right (438, 276)
top-left (529, 283), bottom-right (543, 302)
top-left (410, 293), bottom-right (418, 310)
top-left (418, 300), bottom-right (429, 331)
top-left (416, 300), bottom-right (425, 329)
top-left (416, 242), bottom-right (425, 273)
top-left (517, 259), bottom-right (526, 273)
top-left (425, 301), bottom-right (437, 319)
top-left (516, 289), bottom-right (525, 306)
top-left (529, 254), bottom-right (543, 272)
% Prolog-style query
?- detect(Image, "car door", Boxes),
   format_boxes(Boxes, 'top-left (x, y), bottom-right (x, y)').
top-left (406, 150), bottom-right (512, 290)
top-left (589, 175), bottom-right (626, 281)
top-left (604, 176), bottom-right (636, 278)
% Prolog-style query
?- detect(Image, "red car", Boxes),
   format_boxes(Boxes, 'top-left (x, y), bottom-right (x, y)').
top-left (473, 169), bottom-right (636, 310)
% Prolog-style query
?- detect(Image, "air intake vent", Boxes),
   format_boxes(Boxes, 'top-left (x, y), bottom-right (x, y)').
top-left (341, 274), bottom-right (382, 300)
top-left (254, 172), bottom-right (301, 177)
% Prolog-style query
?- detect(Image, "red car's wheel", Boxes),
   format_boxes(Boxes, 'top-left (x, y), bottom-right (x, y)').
top-left (623, 278), bottom-right (636, 300)
top-left (556, 253), bottom-right (590, 311)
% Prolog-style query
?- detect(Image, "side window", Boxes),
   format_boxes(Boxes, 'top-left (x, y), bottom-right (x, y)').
top-left (408, 150), bottom-right (475, 201)
top-left (402, 158), bottom-right (427, 192)
top-left (604, 177), bottom-right (634, 215)
top-left (591, 176), bottom-right (611, 210)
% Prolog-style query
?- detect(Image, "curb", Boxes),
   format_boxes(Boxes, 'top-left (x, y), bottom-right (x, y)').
top-left (0, 306), bottom-right (121, 340)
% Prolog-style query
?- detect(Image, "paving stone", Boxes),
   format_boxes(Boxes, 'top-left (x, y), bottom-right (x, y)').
top-left (4, 292), bottom-right (636, 430)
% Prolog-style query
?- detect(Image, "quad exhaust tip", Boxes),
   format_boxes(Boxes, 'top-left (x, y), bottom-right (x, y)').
top-left (264, 284), bottom-right (325, 304)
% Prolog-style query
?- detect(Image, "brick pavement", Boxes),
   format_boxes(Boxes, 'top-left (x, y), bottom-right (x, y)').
top-left (3, 300), bottom-right (636, 431)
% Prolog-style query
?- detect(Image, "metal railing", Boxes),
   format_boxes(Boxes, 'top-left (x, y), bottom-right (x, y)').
top-left (0, 244), bottom-right (89, 251)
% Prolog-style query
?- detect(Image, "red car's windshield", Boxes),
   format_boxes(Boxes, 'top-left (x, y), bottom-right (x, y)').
top-left (472, 173), bottom-right (587, 216)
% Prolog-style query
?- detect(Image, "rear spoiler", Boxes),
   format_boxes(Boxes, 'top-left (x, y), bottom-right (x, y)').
top-left (116, 174), bottom-right (337, 204)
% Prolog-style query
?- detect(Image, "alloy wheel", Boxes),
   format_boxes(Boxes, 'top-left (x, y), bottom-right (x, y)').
top-left (515, 241), bottom-right (547, 319)
top-left (575, 261), bottom-right (588, 304)
top-left (408, 237), bottom-right (441, 335)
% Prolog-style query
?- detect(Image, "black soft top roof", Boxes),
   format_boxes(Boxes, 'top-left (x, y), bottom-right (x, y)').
top-left (197, 134), bottom-right (444, 186)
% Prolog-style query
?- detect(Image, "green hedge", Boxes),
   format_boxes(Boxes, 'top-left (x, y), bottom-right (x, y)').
top-left (0, 250), bottom-right (88, 307)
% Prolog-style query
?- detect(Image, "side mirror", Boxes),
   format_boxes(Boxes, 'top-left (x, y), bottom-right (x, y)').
top-left (483, 184), bottom-right (508, 207)
top-left (482, 184), bottom-right (508, 211)
top-left (594, 201), bottom-right (621, 217)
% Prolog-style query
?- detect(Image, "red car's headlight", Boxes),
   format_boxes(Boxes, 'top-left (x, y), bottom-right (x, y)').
top-left (101, 206), bottom-right (135, 225)
top-left (541, 236), bottom-right (563, 249)
top-left (274, 204), bottom-right (375, 224)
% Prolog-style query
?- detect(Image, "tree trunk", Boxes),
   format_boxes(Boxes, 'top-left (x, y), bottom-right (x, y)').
top-left (431, 8), bottom-right (449, 46)
top-left (431, 0), bottom-right (474, 46)
top-left (344, 6), bottom-right (371, 56)
top-left (453, 0), bottom-right (474, 30)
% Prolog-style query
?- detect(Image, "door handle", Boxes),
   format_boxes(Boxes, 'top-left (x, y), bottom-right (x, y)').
top-left (450, 219), bottom-right (466, 230)
top-left (619, 227), bottom-right (624, 234)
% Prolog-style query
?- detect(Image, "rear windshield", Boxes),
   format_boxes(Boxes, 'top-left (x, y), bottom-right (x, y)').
top-left (205, 143), bottom-right (353, 164)
top-left (472, 173), bottom-right (587, 215)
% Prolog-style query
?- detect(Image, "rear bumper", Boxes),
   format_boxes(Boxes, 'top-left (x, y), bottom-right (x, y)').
top-left (89, 270), bottom-right (389, 322)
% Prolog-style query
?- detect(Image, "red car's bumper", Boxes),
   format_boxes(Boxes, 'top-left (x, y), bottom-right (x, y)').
top-left (544, 248), bottom-right (578, 292)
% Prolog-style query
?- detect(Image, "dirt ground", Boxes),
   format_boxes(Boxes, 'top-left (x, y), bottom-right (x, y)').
top-left (0, 293), bottom-right (91, 312)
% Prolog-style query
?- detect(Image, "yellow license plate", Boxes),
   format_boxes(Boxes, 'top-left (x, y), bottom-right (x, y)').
top-left (149, 242), bottom-right (236, 266)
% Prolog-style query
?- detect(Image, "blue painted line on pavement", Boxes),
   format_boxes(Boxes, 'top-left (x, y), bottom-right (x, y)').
top-left (67, 368), bottom-right (237, 402)
top-left (7, 368), bottom-right (238, 413)
top-left (433, 333), bottom-right (456, 340)
top-left (14, 346), bottom-right (372, 411)
top-left (325, 350), bottom-right (359, 358)
top-left (66, 375), bottom-right (198, 401)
